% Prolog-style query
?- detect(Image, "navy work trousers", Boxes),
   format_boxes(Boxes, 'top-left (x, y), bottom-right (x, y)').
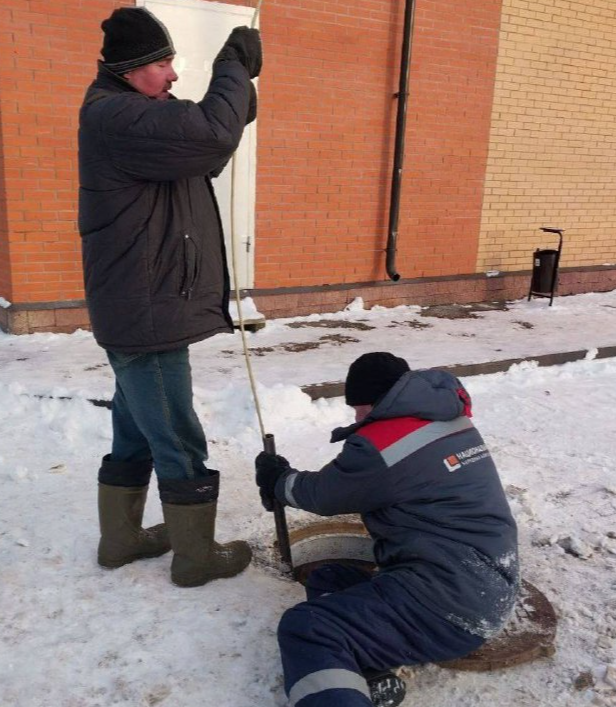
top-left (278, 563), bottom-right (484, 707)
top-left (106, 347), bottom-right (209, 481)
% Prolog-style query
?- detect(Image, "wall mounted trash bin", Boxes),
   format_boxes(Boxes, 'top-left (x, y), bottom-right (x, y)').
top-left (528, 227), bottom-right (564, 306)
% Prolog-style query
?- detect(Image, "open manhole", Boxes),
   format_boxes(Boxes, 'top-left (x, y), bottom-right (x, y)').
top-left (287, 522), bottom-right (557, 672)
top-left (289, 520), bottom-right (374, 585)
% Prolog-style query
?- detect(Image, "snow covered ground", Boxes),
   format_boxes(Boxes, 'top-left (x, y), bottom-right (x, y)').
top-left (1, 291), bottom-right (616, 707)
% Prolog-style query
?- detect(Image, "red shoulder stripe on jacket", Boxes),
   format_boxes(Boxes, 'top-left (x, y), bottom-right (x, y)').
top-left (356, 417), bottom-right (431, 452)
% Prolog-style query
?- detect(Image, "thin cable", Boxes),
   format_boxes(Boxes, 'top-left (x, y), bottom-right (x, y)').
top-left (229, 1), bottom-right (293, 571)
top-left (229, 0), bottom-right (266, 438)
top-left (230, 157), bottom-right (266, 439)
top-left (251, 0), bottom-right (263, 29)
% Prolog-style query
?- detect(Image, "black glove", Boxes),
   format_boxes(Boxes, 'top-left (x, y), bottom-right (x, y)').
top-left (255, 451), bottom-right (291, 512)
top-left (246, 81), bottom-right (257, 125)
top-left (214, 26), bottom-right (262, 79)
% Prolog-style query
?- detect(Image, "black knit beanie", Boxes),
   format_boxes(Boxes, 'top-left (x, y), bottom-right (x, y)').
top-left (101, 8), bottom-right (175, 74)
top-left (345, 352), bottom-right (410, 406)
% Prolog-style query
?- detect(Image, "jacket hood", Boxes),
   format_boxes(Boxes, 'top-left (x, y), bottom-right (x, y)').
top-left (331, 369), bottom-right (470, 443)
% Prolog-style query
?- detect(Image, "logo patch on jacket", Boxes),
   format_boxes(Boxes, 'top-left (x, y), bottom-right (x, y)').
top-left (444, 454), bottom-right (462, 472)
top-left (443, 444), bottom-right (489, 472)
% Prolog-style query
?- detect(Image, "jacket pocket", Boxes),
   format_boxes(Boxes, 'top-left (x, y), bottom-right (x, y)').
top-left (107, 350), bottom-right (145, 370)
top-left (179, 233), bottom-right (199, 300)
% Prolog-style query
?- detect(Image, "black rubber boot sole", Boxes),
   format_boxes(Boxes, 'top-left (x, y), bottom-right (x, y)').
top-left (367, 671), bottom-right (407, 707)
top-left (98, 546), bottom-right (170, 569)
top-left (170, 564), bottom-right (250, 587)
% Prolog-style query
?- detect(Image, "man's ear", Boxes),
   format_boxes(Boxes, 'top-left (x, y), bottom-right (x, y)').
top-left (353, 405), bottom-right (373, 423)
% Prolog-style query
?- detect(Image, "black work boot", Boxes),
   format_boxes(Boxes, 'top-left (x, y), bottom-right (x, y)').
top-left (98, 483), bottom-right (171, 568)
top-left (159, 472), bottom-right (252, 587)
top-left (365, 670), bottom-right (407, 707)
top-left (97, 455), bottom-right (170, 569)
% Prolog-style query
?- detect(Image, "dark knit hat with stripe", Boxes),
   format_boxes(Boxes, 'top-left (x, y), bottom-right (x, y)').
top-left (345, 352), bottom-right (410, 406)
top-left (101, 8), bottom-right (175, 74)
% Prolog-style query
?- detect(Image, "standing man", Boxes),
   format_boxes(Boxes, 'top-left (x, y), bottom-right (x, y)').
top-left (79, 7), bottom-right (261, 587)
top-left (256, 353), bottom-right (519, 707)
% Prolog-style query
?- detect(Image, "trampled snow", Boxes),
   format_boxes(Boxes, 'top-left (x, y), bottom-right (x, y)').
top-left (1, 292), bottom-right (615, 706)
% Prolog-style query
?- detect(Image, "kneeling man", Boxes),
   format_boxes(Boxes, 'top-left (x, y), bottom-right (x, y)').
top-left (256, 352), bottom-right (519, 707)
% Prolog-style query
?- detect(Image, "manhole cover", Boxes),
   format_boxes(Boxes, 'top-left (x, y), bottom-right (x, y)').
top-left (438, 579), bottom-right (557, 671)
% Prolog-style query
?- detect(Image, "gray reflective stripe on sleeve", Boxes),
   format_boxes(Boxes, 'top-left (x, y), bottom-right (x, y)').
top-left (284, 472), bottom-right (300, 507)
top-left (382, 417), bottom-right (474, 468)
top-left (289, 669), bottom-right (370, 707)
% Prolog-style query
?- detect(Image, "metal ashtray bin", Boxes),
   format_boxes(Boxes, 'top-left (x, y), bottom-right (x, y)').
top-left (528, 227), bottom-right (564, 306)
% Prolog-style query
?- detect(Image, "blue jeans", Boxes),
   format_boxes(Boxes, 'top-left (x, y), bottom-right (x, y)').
top-left (106, 347), bottom-right (209, 481)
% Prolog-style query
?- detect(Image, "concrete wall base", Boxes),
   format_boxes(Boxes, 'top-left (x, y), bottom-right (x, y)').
top-left (250, 266), bottom-right (616, 320)
top-left (1, 266), bottom-right (615, 335)
top-left (0, 301), bottom-right (90, 335)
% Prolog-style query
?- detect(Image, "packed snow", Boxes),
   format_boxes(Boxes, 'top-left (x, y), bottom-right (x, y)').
top-left (1, 291), bottom-right (616, 707)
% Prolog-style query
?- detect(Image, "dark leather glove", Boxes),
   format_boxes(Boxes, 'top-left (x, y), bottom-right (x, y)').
top-left (246, 81), bottom-right (257, 125)
top-left (255, 451), bottom-right (291, 512)
top-left (214, 26), bottom-right (262, 79)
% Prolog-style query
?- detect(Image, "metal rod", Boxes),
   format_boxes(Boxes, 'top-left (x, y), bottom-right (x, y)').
top-left (263, 433), bottom-right (293, 570)
top-left (251, 0), bottom-right (263, 28)
top-left (386, 0), bottom-right (417, 282)
top-left (231, 0), bottom-right (292, 577)
top-left (229, 0), bottom-right (292, 575)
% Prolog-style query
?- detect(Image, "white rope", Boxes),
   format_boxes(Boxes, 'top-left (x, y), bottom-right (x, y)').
top-left (229, 0), bottom-right (266, 439)
top-left (251, 0), bottom-right (263, 29)
top-left (229, 158), bottom-right (266, 439)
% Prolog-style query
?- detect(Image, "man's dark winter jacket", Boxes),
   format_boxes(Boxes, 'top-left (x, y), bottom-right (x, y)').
top-left (78, 61), bottom-right (252, 353)
top-left (275, 369), bottom-right (519, 639)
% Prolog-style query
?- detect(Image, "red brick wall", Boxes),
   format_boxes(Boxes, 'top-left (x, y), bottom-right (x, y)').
top-left (255, 0), bottom-right (502, 288)
top-left (0, 0), bottom-right (133, 305)
top-left (401, 0), bottom-right (501, 279)
top-left (0, 0), bottom-right (502, 306)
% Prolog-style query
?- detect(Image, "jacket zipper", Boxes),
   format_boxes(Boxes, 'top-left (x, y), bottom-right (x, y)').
top-left (180, 233), bottom-right (198, 300)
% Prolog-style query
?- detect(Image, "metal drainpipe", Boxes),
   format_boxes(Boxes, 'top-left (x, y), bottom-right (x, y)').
top-left (386, 0), bottom-right (417, 281)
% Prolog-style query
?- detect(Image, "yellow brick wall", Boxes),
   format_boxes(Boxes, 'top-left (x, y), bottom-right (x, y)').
top-left (477, 0), bottom-right (616, 273)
